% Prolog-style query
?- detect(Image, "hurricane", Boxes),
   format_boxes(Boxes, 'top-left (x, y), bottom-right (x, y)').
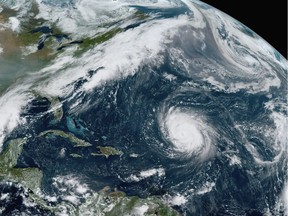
top-left (0, 0), bottom-right (287, 215)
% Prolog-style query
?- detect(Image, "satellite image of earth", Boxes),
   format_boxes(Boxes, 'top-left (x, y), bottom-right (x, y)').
top-left (0, 0), bottom-right (287, 215)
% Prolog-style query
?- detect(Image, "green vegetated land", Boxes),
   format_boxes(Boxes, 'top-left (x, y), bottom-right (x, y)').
top-left (39, 130), bottom-right (92, 147)
top-left (0, 138), bottom-right (43, 193)
top-left (74, 28), bottom-right (123, 56)
top-left (0, 137), bottom-right (179, 216)
top-left (0, 4), bottom-right (178, 215)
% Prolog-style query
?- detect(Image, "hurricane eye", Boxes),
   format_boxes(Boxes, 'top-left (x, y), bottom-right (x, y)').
top-left (166, 112), bottom-right (203, 153)
top-left (160, 108), bottom-right (215, 160)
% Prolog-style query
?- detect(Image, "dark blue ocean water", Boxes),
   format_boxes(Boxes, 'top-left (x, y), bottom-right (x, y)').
top-left (5, 61), bottom-right (282, 215)
top-left (0, 1), bottom-right (286, 215)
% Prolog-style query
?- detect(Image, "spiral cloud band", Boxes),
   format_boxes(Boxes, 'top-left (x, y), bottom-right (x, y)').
top-left (160, 107), bottom-right (215, 160)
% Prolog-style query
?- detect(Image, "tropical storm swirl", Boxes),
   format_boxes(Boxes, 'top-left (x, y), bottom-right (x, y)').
top-left (158, 95), bottom-right (216, 160)
top-left (0, 0), bottom-right (287, 215)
